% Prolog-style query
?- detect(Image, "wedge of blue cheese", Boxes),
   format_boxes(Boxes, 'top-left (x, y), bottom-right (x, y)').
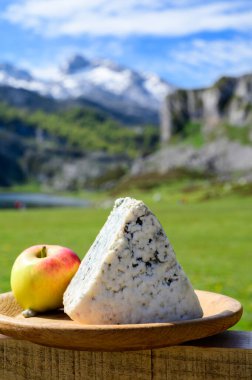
top-left (63, 197), bottom-right (203, 324)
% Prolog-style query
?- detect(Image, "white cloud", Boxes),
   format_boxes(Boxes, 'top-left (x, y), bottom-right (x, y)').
top-left (2, 0), bottom-right (252, 37)
top-left (3, 1), bottom-right (252, 88)
top-left (165, 38), bottom-right (252, 87)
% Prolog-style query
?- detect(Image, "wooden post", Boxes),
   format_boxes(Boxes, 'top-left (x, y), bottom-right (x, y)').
top-left (0, 331), bottom-right (251, 380)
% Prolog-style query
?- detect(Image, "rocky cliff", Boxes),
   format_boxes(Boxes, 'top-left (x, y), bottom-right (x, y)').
top-left (130, 139), bottom-right (252, 183)
top-left (161, 73), bottom-right (252, 142)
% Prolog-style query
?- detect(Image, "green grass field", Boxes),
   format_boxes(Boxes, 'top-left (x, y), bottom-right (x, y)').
top-left (0, 189), bottom-right (251, 330)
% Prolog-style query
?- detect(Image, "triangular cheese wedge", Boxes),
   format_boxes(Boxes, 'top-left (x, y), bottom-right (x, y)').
top-left (64, 197), bottom-right (203, 324)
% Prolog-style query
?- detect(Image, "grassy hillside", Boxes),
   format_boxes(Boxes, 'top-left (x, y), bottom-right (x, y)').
top-left (0, 189), bottom-right (251, 330)
top-left (170, 121), bottom-right (252, 148)
top-left (0, 102), bottom-right (159, 157)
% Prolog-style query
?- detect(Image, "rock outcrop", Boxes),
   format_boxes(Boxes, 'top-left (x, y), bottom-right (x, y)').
top-left (45, 152), bottom-right (130, 191)
top-left (161, 74), bottom-right (252, 142)
top-left (131, 139), bottom-right (252, 182)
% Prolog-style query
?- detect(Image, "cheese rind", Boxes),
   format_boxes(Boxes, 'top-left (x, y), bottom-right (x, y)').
top-left (63, 197), bottom-right (203, 324)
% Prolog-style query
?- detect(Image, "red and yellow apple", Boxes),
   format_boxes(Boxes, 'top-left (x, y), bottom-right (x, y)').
top-left (11, 245), bottom-right (80, 316)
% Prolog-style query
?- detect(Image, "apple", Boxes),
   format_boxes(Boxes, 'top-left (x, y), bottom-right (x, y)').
top-left (11, 244), bottom-right (80, 317)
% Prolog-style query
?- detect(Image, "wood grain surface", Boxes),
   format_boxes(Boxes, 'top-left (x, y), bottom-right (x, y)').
top-left (0, 331), bottom-right (251, 380)
top-left (0, 291), bottom-right (242, 351)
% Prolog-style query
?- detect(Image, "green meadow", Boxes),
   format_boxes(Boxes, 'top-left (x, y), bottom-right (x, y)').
top-left (0, 187), bottom-right (251, 330)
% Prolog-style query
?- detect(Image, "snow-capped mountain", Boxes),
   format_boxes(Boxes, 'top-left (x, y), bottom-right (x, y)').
top-left (58, 55), bottom-right (173, 109)
top-left (0, 55), bottom-right (174, 124)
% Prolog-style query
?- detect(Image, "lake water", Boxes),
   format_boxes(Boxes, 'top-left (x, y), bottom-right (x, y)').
top-left (0, 193), bottom-right (90, 208)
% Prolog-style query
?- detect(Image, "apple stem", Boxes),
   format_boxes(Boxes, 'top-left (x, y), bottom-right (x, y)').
top-left (41, 246), bottom-right (47, 258)
top-left (22, 309), bottom-right (37, 318)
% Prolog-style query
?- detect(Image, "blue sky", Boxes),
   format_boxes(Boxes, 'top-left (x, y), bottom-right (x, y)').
top-left (1, 0), bottom-right (252, 88)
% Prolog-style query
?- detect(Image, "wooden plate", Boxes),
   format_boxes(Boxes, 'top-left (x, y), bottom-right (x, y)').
top-left (0, 291), bottom-right (242, 351)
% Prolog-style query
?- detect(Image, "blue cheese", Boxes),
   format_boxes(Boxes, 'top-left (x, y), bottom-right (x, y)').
top-left (63, 197), bottom-right (203, 324)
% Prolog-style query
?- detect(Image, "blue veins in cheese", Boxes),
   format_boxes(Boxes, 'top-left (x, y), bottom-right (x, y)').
top-left (63, 197), bottom-right (203, 324)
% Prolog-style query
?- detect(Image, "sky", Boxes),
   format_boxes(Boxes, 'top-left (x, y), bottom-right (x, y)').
top-left (0, 0), bottom-right (252, 88)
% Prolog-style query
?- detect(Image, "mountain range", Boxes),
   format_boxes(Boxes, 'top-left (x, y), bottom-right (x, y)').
top-left (1, 55), bottom-right (251, 192)
top-left (0, 55), bottom-right (173, 125)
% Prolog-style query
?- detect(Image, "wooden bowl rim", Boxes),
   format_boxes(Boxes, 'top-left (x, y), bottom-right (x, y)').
top-left (0, 290), bottom-right (243, 351)
top-left (0, 290), bottom-right (242, 329)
